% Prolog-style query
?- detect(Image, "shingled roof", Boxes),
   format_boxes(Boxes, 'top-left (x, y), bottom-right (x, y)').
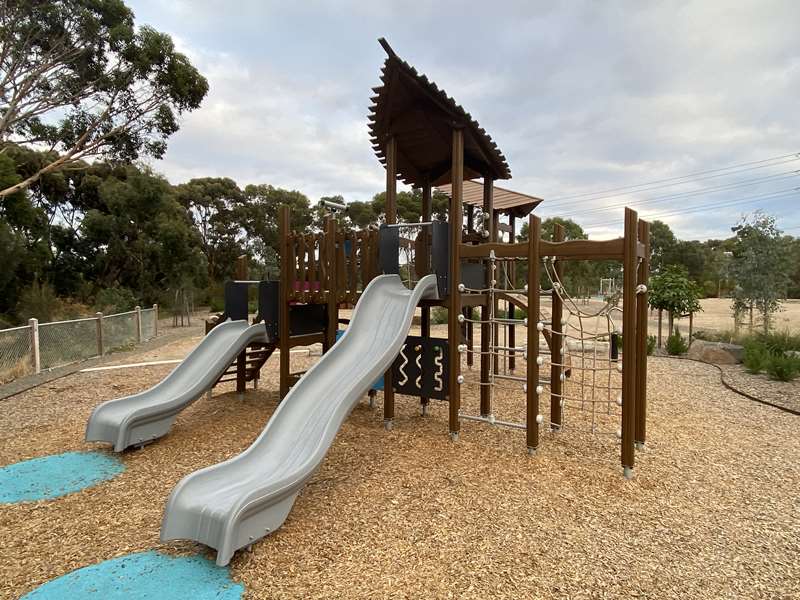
top-left (368, 38), bottom-right (511, 187)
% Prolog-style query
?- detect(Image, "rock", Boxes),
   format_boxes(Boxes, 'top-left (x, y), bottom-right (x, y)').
top-left (786, 350), bottom-right (800, 359)
top-left (687, 340), bottom-right (744, 365)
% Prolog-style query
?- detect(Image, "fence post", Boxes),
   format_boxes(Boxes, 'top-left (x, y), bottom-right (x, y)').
top-left (135, 306), bottom-right (142, 343)
top-left (29, 318), bottom-right (40, 374)
top-left (96, 312), bottom-right (104, 356)
top-left (153, 304), bottom-right (159, 337)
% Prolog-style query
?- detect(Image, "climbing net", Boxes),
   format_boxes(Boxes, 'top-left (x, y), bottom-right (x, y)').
top-left (458, 251), bottom-right (638, 439)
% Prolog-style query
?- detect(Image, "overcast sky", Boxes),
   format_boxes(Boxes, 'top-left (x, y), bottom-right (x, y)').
top-left (127, 0), bottom-right (799, 240)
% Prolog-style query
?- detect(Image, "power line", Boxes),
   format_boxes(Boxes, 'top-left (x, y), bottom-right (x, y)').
top-left (544, 152), bottom-right (800, 206)
top-left (582, 188), bottom-right (799, 229)
top-left (555, 170), bottom-right (799, 218)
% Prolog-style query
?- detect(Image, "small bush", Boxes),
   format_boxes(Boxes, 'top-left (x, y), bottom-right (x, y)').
top-left (665, 327), bottom-right (688, 355)
top-left (765, 353), bottom-right (800, 382)
top-left (95, 286), bottom-right (137, 314)
top-left (16, 280), bottom-right (64, 322)
top-left (742, 341), bottom-right (770, 374)
top-left (647, 335), bottom-right (656, 356)
top-left (431, 307), bottom-right (448, 325)
top-left (756, 330), bottom-right (800, 354)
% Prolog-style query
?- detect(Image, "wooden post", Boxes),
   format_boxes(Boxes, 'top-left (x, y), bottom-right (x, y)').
top-left (325, 216), bottom-right (338, 351)
top-left (480, 174), bottom-right (493, 416)
top-left (383, 135), bottom-right (397, 428)
top-left (508, 215), bottom-right (516, 372)
top-left (550, 223), bottom-right (565, 430)
top-left (527, 215), bottom-right (541, 452)
top-left (279, 206), bottom-right (291, 399)
top-left (29, 318), bottom-right (40, 374)
top-left (235, 255), bottom-right (248, 280)
top-left (95, 312), bottom-right (104, 356)
top-left (153, 304), bottom-right (159, 337)
top-left (420, 178), bottom-right (432, 413)
top-left (635, 220), bottom-right (650, 448)
top-left (448, 128), bottom-right (464, 437)
top-left (135, 305), bottom-right (142, 343)
top-left (621, 207), bottom-right (638, 477)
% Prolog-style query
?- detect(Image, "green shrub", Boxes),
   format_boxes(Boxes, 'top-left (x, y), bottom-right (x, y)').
top-left (94, 286), bottom-right (137, 314)
top-left (16, 280), bottom-right (64, 322)
top-left (765, 353), bottom-right (800, 382)
top-left (666, 327), bottom-right (688, 355)
top-left (756, 330), bottom-right (800, 354)
top-left (742, 341), bottom-right (770, 374)
top-left (431, 307), bottom-right (448, 325)
top-left (647, 335), bottom-right (656, 356)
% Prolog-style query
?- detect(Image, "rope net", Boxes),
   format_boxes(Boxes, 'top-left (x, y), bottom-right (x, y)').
top-left (458, 252), bottom-right (637, 439)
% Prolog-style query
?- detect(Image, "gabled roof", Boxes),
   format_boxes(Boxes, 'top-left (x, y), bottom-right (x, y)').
top-left (436, 180), bottom-right (543, 218)
top-left (369, 38), bottom-right (511, 187)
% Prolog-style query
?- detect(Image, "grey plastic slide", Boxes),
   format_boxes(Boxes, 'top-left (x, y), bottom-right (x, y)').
top-left (160, 274), bottom-right (438, 566)
top-left (85, 319), bottom-right (269, 451)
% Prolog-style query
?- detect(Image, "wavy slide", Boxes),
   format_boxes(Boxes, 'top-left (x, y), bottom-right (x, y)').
top-left (160, 274), bottom-right (439, 565)
top-left (85, 320), bottom-right (270, 451)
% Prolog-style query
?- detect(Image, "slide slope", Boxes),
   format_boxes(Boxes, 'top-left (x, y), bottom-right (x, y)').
top-left (161, 274), bottom-right (438, 565)
top-left (86, 320), bottom-right (269, 451)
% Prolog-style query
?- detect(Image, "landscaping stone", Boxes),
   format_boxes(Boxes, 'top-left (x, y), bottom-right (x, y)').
top-left (687, 340), bottom-right (744, 364)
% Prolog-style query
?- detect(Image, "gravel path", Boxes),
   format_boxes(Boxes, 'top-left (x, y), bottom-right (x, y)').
top-left (0, 340), bottom-right (798, 599)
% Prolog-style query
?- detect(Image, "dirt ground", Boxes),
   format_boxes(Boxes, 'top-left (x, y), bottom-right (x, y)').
top-left (1, 329), bottom-right (799, 599)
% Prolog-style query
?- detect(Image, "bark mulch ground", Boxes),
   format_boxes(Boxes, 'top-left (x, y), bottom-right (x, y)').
top-left (0, 339), bottom-right (798, 599)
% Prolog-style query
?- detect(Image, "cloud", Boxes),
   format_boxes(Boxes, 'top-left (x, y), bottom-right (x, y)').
top-left (127, 0), bottom-right (799, 239)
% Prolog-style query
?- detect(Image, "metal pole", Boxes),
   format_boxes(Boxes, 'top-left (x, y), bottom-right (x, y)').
top-left (135, 306), bottom-right (142, 343)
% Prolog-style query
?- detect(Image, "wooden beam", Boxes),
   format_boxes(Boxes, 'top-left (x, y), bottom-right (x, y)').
top-left (621, 208), bottom-right (638, 476)
top-left (550, 223), bottom-right (565, 429)
top-left (508, 215), bottom-right (516, 371)
top-left (420, 176), bottom-right (432, 413)
top-left (449, 128), bottom-right (464, 437)
top-left (383, 135), bottom-right (397, 427)
top-left (480, 173), bottom-right (494, 416)
top-left (635, 220), bottom-right (650, 447)
top-left (527, 215), bottom-right (541, 451)
top-left (279, 206), bottom-right (291, 400)
top-left (459, 238), bottom-right (627, 260)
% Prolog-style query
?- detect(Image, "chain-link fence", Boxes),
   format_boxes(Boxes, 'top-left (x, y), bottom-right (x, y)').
top-left (39, 318), bottom-right (98, 370)
top-left (103, 311), bottom-right (139, 352)
top-left (0, 325), bottom-right (32, 384)
top-left (140, 307), bottom-right (157, 341)
top-left (0, 305), bottom-right (160, 385)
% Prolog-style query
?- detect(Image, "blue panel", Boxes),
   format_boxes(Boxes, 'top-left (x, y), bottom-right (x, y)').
top-left (22, 551), bottom-right (244, 599)
top-left (0, 451), bottom-right (124, 503)
top-left (336, 330), bottom-right (383, 390)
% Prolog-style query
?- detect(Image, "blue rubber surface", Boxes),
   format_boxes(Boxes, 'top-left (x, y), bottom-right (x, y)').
top-left (0, 451), bottom-right (124, 503)
top-left (21, 551), bottom-right (244, 599)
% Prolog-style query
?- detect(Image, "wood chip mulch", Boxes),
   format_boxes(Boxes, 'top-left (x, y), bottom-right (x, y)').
top-left (1, 336), bottom-right (799, 600)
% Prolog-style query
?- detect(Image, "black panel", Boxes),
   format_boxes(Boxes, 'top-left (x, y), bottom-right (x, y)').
top-left (224, 281), bottom-right (250, 321)
top-left (289, 304), bottom-right (327, 336)
top-left (391, 335), bottom-right (449, 400)
top-left (431, 221), bottom-right (449, 297)
top-left (257, 281), bottom-right (279, 339)
top-left (378, 225), bottom-right (400, 274)
top-left (461, 262), bottom-right (486, 291)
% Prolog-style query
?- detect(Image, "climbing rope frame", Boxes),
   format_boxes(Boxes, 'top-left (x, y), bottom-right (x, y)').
top-left (454, 209), bottom-right (650, 477)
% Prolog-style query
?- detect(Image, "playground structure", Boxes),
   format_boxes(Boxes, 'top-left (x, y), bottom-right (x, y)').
top-left (83, 38), bottom-right (650, 566)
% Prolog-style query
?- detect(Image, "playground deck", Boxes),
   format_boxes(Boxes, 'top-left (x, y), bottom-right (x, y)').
top-left (1, 332), bottom-right (798, 599)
